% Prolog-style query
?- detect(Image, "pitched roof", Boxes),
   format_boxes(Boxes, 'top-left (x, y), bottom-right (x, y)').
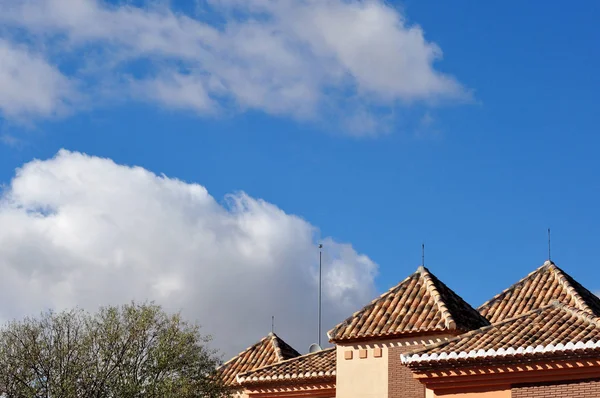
top-left (478, 260), bottom-right (600, 324)
top-left (218, 333), bottom-right (301, 386)
top-left (328, 266), bottom-right (489, 342)
top-left (402, 302), bottom-right (600, 370)
top-left (237, 347), bottom-right (336, 385)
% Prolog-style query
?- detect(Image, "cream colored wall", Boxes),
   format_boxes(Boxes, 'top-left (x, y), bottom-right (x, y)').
top-left (335, 342), bottom-right (388, 398)
top-left (427, 387), bottom-right (511, 398)
top-left (336, 335), bottom-right (451, 398)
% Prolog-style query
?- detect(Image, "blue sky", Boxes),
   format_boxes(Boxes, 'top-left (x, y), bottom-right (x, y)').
top-left (0, 0), bottom-right (599, 355)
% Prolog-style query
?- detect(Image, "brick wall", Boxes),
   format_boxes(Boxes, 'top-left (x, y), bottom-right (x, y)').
top-left (388, 344), bottom-right (425, 398)
top-left (512, 378), bottom-right (600, 398)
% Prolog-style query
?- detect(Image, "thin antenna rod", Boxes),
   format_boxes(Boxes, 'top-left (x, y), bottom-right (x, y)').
top-left (548, 228), bottom-right (551, 261)
top-left (272, 316), bottom-right (275, 334)
top-left (422, 243), bottom-right (425, 266)
top-left (318, 244), bottom-right (323, 347)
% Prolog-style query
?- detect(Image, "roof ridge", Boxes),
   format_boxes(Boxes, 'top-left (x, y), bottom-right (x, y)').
top-left (330, 265), bottom-right (488, 342)
top-left (478, 260), bottom-right (552, 311)
top-left (217, 334), bottom-right (271, 369)
top-left (404, 304), bottom-right (556, 358)
top-left (269, 333), bottom-right (285, 361)
top-left (550, 264), bottom-right (594, 314)
top-left (236, 347), bottom-right (335, 380)
top-left (419, 266), bottom-right (456, 330)
top-left (552, 301), bottom-right (600, 328)
top-left (327, 272), bottom-right (416, 340)
top-left (268, 332), bottom-right (301, 361)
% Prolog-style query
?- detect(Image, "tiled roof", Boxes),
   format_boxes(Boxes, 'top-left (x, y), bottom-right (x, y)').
top-left (237, 347), bottom-right (336, 385)
top-left (328, 266), bottom-right (489, 342)
top-left (402, 302), bottom-right (600, 369)
top-left (478, 260), bottom-right (600, 323)
top-left (218, 333), bottom-right (301, 386)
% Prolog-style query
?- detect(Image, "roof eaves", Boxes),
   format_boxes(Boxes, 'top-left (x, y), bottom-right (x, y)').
top-left (237, 371), bottom-right (336, 385)
top-left (331, 328), bottom-right (457, 345)
top-left (401, 301), bottom-right (600, 366)
top-left (236, 347), bottom-right (336, 385)
top-left (402, 340), bottom-right (600, 366)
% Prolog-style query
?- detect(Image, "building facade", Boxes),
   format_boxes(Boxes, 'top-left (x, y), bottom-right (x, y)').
top-left (219, 260), bottom-right (600, 398)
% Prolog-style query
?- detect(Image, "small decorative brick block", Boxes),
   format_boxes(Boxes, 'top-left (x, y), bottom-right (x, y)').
top-left (359, 349), bottom-right (368, 359)
top-left (373, 347), bottom-right (382, 358)
top-left (344, 350), bottom-right (353, 360)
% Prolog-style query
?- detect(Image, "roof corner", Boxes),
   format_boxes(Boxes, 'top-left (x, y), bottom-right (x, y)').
top-left (418, 266), bottom-right (456, 330)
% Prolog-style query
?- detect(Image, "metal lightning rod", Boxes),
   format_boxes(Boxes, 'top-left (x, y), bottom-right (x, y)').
top-left (548, 228), bottom-right (551, 262)
top-left (318, 244), bottom-right (323, 347)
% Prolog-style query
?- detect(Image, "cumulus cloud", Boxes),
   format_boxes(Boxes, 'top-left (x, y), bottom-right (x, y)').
top-left (0, 0), bottom-right (468, 133)
top-left (0, 150), bottom-right (377, 358)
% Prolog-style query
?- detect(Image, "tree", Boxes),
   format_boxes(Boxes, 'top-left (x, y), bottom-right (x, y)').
top-left (0, 302), bottom-right (231, 398)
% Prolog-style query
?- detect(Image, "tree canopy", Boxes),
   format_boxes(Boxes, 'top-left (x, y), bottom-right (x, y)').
top-left (0, 302), bottom-right (231, 398)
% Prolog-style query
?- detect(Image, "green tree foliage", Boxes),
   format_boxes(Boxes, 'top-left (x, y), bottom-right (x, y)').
top-left (0, 302), bottom-right (231, 398)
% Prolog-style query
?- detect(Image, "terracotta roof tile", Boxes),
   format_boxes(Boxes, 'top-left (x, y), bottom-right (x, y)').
top-left (478, 261), bottom-right (600, 323)
top-left (402, 302), bottom-right (600, 369)
top-left (237, 347), bottom-right (336, 385)
top-left (218, 333), bottom-right (301, 386)
top-left (328, 266), bottom-right (489, 342)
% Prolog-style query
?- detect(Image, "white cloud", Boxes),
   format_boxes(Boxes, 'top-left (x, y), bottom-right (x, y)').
top-left (0, 150), bottom-right (377, 358)
top-left (133, 72), bottom-right (217, 113)
top-left (0, 39), bottom-right (75, 120)
top-left (0, 0), bottom-right (468, 133)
